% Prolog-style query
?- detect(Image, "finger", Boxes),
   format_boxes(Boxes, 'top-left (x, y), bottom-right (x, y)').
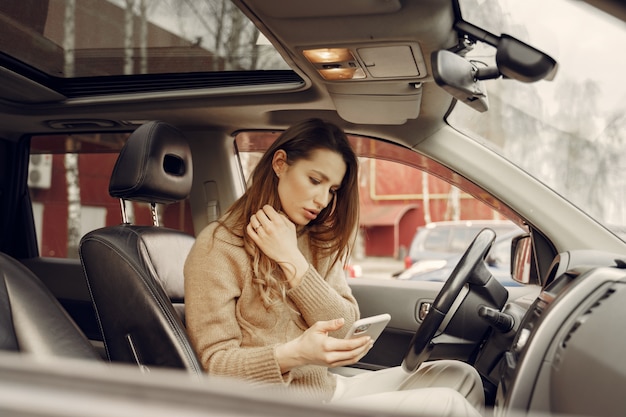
top-left (255, 209), bottom-right (272, 228)
top-left (250, 215), bottom-right (268, 236)
top-left (247, 217), bottom-right (263, 234)
top-left (262, 205), bottom-right (284, 223)
top-left (342, 335), bottom-right (372, 349)
top-left (261, 204), bottom-right (278, 216)
top-left (312, 318), bottom-right (345, 334)
top-left (326, 342), bottom-right (373, 367)
top-left (326, 334), bottom-right (371, 354)
top-left (246, 223), bottom-right (259, 237)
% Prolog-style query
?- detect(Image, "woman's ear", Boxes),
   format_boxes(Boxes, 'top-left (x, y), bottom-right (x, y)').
top-left (272, 149), bottom-right (287, 177)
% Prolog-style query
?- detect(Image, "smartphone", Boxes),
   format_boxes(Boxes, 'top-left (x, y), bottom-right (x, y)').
top-left (344, 313), bottom-right (391, 343)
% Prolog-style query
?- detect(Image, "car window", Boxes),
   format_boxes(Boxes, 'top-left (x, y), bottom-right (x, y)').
top-left (28, 133), bottom-right (194, 259)
top-left (1, 0), bottom-right (289, 79)
top-left (449, 228), bottom-right (479, 252)
top-left (235, 131), bottom-right (526, 281)
top-left (422, 229), bottom-right (450, 252)
top-left (489, 237), bottom-right (512, 267)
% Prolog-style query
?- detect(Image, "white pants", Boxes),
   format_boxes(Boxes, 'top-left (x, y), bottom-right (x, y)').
top-left (330, 360), bottom-right (484, 416)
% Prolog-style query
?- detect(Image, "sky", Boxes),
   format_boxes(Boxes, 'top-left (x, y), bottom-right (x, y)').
top-left (474, 0), bottom-right (626, 113)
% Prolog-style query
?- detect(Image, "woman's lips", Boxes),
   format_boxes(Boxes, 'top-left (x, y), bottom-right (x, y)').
top-left (303, 208), bottom-right (318, 220)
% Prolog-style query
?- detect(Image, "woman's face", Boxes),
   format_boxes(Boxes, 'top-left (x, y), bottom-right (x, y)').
top-left (273, 148), bottom-right (346, 226)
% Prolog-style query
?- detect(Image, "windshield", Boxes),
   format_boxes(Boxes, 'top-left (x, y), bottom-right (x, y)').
top-left (450, 0), bottom-right (626, 238)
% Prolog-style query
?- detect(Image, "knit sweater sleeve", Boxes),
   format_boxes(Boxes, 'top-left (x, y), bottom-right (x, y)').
top-left (184, 224), bottom-right (286, 385)
top-left (287, 253), bottom-right (360, 338)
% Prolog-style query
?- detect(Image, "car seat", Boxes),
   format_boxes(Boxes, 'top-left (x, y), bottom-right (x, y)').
top-left (79, 121), bottom-right (202, 373)
top-left (0, 252), bottom-right (102, 361)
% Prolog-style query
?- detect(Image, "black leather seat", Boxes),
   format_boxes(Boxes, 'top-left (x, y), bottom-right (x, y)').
top-left (0, 252), bottom-right (102, 361)
top-left (79, 121), bottom-right (202, 373)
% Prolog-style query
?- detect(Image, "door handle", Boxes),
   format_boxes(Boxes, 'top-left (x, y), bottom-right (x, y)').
top-left (417, 301), bottom-right (432, 321)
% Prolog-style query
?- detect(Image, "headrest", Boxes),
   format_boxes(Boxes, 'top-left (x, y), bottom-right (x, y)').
top-left (109, 121), bottom-right (193, 204)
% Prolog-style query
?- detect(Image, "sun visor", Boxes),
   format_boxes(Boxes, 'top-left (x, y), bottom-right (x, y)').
top-left (330, 91), bottom-right (421, 125)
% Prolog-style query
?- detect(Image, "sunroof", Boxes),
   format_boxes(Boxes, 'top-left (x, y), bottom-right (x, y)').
top-left (0, 0), bottom-right (290, 79)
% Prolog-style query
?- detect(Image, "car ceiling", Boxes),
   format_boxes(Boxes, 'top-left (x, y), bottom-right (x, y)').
top-left (0, 0), bottom-right (461, 148)
top-left (0, 0), bottom-right (623, 146)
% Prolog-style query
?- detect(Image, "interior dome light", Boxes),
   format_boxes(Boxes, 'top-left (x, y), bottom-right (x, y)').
top-left (303, 48), bottom-right (366, 80)
top-left (303, 48), bottom-right (354, 62)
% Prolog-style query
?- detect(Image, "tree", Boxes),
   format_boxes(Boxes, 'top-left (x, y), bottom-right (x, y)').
top-left (136, 0), bottom-right (281, 71)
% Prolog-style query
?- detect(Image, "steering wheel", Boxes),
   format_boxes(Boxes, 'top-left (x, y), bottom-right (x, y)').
top-left (402, 227), bottom-right (497, 372)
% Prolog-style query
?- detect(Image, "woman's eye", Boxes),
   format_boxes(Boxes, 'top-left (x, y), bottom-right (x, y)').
top-left (309, 177), bottom-right (321, 185)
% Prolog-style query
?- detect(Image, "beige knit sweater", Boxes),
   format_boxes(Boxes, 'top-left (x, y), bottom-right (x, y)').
top-left (184, 220), bottom-right (360, 401)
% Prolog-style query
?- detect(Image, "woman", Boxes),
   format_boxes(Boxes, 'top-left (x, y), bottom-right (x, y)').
top-left (184, 118), bottom-right (483, 416)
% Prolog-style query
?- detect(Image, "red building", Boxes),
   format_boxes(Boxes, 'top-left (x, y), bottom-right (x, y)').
top-left (357, 158), bottom-right (500, 259)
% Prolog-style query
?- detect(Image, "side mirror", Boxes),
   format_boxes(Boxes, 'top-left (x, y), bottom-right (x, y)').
top-left (510, 233), bottom-right (540, 285)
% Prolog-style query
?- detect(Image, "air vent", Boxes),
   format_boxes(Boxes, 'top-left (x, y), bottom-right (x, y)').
top-left (550, 280), bottom-right (626, 416)
top-left (560, 286), bottom-right (616, 350)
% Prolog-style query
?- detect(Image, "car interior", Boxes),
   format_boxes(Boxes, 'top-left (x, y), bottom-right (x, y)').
top-left (0, 0), bottom-right (625, 416)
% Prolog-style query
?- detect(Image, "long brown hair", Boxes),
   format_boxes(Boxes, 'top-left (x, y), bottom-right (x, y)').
top-left (223, 118), bottom-right (359, 306)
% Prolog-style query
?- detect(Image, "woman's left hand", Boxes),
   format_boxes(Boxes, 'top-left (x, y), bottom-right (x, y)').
top-left (247, 205), bottom-right (309, 286)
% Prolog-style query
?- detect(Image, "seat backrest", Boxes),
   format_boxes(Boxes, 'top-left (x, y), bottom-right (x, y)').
top-left (79, 121), bottom-right (202, 373)
top-left (0, 252), bottom-right (102, 361)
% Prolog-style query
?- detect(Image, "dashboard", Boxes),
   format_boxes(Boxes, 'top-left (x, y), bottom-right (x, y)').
top-left (494, 250), bottom-right (626, 416)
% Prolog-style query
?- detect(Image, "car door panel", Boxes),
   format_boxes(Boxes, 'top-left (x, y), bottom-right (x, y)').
top-left (348, 279), bottom-right (442, 368)
top-left (349, 279), bottom-right (541, 369)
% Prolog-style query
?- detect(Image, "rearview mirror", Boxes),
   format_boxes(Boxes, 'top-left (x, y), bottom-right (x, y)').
top-left (496, 34), bottom-right (558, 83)
top-left (431, 50), bottom-right (489, 112)
top-left (433, 21), bottom-right (559, 110)
top-left (455, 21), bottom-right (558, 83)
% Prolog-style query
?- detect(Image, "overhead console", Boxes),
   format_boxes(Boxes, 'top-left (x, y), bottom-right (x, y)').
top-left (302, 43), bottom-right (427, 125)
top-left (239, 0), bottom-right (433, 125)
top-left (494, 250), bottom-right (626, 417)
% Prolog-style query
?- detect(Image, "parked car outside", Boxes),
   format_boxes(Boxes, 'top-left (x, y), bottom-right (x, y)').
top-left (396, 227), bottom-right (525, 286)
top-left (403, 220), bottom-right (521, 268)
